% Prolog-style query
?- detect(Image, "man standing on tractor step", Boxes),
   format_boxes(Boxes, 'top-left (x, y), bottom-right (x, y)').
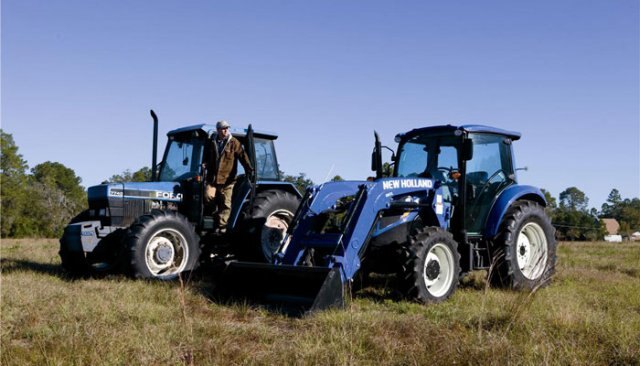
top-left (205, 120), bottom-right (253, 233)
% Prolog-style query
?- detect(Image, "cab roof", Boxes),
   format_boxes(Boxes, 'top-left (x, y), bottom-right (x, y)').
top-left (167, 124), bottom-right (278, 140)
top-left (399, 124), bottom-right (521, 141)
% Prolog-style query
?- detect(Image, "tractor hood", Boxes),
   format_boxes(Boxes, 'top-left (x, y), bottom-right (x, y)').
top-left (88, 181), bottom-right (183, 202)
top-left (308, 178), bottom-right (438, 215)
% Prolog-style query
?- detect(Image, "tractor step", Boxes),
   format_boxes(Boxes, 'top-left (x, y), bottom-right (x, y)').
top-left (202, 216), bottom-right (215, 230)
top-left (216, 262), bottom-right (345, 314)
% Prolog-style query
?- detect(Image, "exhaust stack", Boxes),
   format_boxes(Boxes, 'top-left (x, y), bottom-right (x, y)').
top-left (150, 110), bottom-right (158, 181)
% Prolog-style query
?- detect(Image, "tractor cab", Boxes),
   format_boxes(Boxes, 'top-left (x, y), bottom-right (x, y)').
top-left (157, 124), bottom-right (285, 231)
top-left (391, 125), bottom-right (521, 238)
top-left (158, 125), bottom-right (282, 183)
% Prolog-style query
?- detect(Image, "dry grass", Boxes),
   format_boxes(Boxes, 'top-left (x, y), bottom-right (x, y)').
top-left (1, 239), bottom-right (639, 365)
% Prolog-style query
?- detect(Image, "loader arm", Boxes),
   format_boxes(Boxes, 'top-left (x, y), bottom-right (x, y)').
top-left (280, 178), bottom-right (448, 282)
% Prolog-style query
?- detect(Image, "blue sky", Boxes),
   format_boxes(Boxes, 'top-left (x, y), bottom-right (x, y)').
top-left (2, 0), bottom-right (639, 209)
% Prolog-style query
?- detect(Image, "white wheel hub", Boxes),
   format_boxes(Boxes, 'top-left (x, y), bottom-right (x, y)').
top-left (145, 228), bottom-right (189, 277)
top-left (423, 243), bottom-right (455, 298)
top-left (516, 222), bottom-right (548, 280)
top-left (261, 209), bottom-right (293, 261)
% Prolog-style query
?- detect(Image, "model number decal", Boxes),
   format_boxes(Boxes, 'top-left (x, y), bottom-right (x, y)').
top-left (108, 189), bottom-right (182, 200)
top-left (382, 179), bottom-right (432, 190)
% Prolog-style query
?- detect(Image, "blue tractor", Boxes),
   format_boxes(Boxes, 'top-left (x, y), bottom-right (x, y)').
top-left (60, 111), bottom-right (301, 279)
top-left (221, 125), bottom-right (556, 311)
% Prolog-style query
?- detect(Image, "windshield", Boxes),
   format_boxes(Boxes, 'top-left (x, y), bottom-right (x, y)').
top-left (396, 134), bottom-right (460, 183)
top-left (254, 138), bottom-right (279, 180)
top-left (158, 136), bottom-right (205, 182)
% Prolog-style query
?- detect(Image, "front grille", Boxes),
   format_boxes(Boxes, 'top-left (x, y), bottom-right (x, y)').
top-left (122, 199), bottom-right (152, 227)
top-left (105, 199), bottom-right (152, 227)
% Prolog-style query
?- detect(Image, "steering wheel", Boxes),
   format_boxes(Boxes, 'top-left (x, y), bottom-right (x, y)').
top-left (476, 169), bottom-right (507, 195)
top-left (487, 169), bottom-right (507, 184)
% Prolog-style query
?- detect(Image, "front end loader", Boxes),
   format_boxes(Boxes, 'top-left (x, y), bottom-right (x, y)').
top-left (221, 178), bottom-right (454, 311)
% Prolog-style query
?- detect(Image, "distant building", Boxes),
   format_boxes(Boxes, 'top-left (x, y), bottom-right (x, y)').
top-left (604, 235), bottom-right (623, 243)
top-left (601, 218), bottom-right (620, 235)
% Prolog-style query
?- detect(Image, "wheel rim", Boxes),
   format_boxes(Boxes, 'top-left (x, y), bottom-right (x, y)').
top-left (260, 209), bottom-right (294, 262)
top-left (144, 228), bottom-right (189, 277)
top-left (516, 222), bottom-right (548, 280)
top-left (423, 243), bottom-right (455, 298)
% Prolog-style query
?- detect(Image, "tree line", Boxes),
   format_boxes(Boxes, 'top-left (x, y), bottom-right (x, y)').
top-left (542, 187), bottom-right (640, 241)
top-left (1, 129), bottom-right (638, 240)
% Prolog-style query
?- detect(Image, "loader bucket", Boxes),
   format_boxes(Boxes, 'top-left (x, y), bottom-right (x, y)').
top-left (217, 262), bottom-right (345, 314)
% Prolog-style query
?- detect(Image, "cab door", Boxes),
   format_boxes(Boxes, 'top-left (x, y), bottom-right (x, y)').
top-left (228, 125), bottom-right (257, 230)
top-left (464, 133), bottom-right (515, 235)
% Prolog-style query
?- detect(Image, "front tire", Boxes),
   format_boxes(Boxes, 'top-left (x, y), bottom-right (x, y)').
top-left (59, 230), bottom-right (89, 276)
top-left (126, 210), bottom-right (201, 280)
top-left (400, 227), bottom-right (460, 303)
top-left (491, 201), bottom-right (557, 290)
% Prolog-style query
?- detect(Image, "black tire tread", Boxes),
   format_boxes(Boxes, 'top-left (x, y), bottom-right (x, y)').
top-left (59, 211), bottom-right (91, 276)
top-left (399, 227), bottom-right (461, 303)
top-left (491, 200), bottom-right (557, 290)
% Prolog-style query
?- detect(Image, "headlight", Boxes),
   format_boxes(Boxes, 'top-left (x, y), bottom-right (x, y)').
top-left (403, 196), bottom-right (421, 204)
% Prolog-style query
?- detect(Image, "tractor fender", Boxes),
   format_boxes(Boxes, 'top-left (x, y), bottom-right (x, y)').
top-left (484, 185), bottom-right (546, 238)
top-left (254, 181), bottom-right (302, 198)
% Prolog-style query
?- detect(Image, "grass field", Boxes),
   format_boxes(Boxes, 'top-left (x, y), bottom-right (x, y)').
top-left (1, 239), bottom-right (639, 365)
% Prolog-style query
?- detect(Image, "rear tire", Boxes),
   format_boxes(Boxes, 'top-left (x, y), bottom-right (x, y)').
top-left (237, 190), bottom-right (300, 262)
top-left (399, 227), bottom-right (460, 303)
top-left (126, 210), bottom-right (201, 280)
top-left (491, 201), bottom-right (557, 290)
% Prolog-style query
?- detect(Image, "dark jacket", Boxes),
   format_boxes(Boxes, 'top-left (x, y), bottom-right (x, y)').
top-left (206, 135), bottom-right (253, 185)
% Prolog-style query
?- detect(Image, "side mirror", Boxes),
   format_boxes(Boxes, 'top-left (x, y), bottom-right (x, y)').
top-left (462, 139), bottom-right (473, 161)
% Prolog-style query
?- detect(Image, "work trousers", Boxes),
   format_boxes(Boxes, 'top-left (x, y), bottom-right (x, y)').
top-left (205, 183), bottom-right (234, 230)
